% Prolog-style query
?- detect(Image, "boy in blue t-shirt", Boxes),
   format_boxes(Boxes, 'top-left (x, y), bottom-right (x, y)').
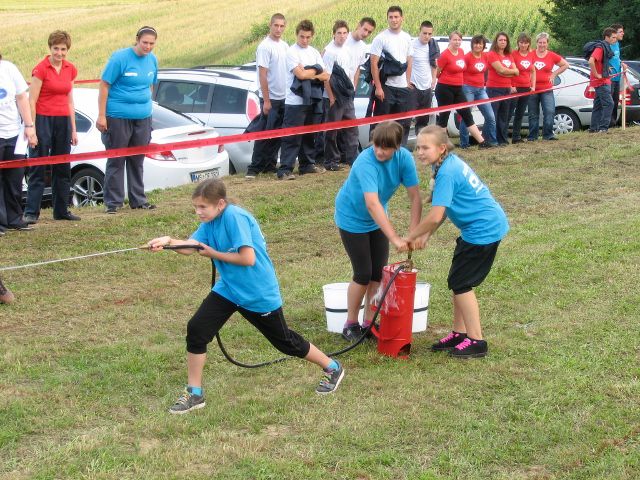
top-left (148, 179), bottom-right (345, 414)
top-left (406, 126), bottom-right (509, 358)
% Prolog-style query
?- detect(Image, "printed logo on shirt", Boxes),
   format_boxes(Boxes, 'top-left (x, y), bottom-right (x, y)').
top-left (0, 88), bottom-right (7, 100)
top-left (503, 59), bottom-right (512, 67)
top-left (474, 62), bottom-right (485, 72)
top-left (148, 71), bottom-right (154, 77)
top-left (534, 61), bottom-right (546, 70)
top-left (124, 72), bottom-right (139, 77)
top-left (520, 60), bottom-right (531, 69)
top-left (456, 60), bottom-right (466, 69)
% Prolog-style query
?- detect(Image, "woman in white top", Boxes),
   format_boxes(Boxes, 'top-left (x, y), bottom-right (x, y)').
top-left (0, 53), bottom-right (37, 234)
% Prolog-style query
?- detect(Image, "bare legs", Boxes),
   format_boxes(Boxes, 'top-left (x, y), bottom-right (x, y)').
top-left (452, 290), bottom-right (482, 340)
top-left (345, 280), bottom-right (380, 326)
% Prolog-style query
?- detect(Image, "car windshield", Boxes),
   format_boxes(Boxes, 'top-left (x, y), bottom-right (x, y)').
top-left (151, 103), bottom-right (198, 129)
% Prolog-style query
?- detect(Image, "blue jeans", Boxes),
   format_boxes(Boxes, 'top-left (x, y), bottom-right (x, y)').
top-left (528, 90), bottom-right (555, 140)
top-left (486, 87), bottom-right (511, 145)
top-left (459, 85), bottom-right (497, 147)
top-left (590, 84), bottom-right (614, 132)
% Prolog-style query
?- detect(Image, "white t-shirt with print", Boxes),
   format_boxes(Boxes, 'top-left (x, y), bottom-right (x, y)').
top-left (370, 29), bottom-right (413, 88)
top-left (255, 36), bottom-right (289, 100)
top-left (410, 38), bottom-right (432, 90)
top-left (0, 60), bottom-right (28, 139)
top-left (285, 43), bottom-right (325, 105)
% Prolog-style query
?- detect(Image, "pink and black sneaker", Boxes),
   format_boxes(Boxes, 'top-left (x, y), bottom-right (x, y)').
top-left (449, 337), bottom-right (488, 359)
top-left (431, 331), bottom-right (467, 352)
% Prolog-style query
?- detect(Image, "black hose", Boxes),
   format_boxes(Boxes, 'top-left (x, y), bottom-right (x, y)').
top-left (213, 263), bottom-right (406, 368)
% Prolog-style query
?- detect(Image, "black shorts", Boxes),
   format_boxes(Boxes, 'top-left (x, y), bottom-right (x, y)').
top-left (447, 237), bottom-right (500, 294)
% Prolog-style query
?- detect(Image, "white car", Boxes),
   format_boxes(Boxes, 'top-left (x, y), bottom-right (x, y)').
top-left (24, 87), bottom-right (229, 207)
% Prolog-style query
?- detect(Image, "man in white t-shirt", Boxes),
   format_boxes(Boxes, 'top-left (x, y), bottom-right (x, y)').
top-left (369, 6), bottom-right (413, 145)
top-left (277, 20), bottom-right (329, 180)
top-left (246, 13), bottom-right (289, 178)
top-left (410, 21), bottom-right (439, 135)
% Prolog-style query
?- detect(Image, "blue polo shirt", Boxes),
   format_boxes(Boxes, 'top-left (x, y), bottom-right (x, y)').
top-left (432, 153), bottom-right (509, 245)
top-left (101, 47), bottom-right (158, 119)
top-left (190, 204), bottom-right (282, 313)
top-left (610, 41), bottom-right (621, 83)
top-left (335, 146), bottom-right (419, 233)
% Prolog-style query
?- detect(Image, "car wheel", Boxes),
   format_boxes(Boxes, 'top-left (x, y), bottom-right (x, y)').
top-left (553, 108), bottom-right (581, 135)
top-left (70, 168), bottom-right (105, 207)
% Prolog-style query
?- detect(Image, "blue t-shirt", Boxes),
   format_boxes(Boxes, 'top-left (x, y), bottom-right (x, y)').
top-left (190, 204), bottom-right (282, 313)
top-left (432, 153), bottom-right (509, 245)
top-left (101, 47), bottom-right (158, 119)
top-left (609, 41), bottom-right (621, 83)
top-left (335, 146), bottom-right (419, 233)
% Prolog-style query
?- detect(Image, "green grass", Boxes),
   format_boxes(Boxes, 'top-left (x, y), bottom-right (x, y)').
top-left (1, 0), bottom-right (549, 81)
top-left (1, 128), bottom-right (639, 478)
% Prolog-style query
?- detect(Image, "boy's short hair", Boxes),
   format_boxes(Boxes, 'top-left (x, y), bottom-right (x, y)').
top-left (270, 13), bottom-right (285, 24)
top-left (360, 17), bottom-right (376, 28)
top-left (296, 19), bottom-right (314, 35)
top-left (387, 5), bottom-right (403, 16)
top-left (603, 27), bottom-right (617, 39)
top-left (372, 121), bottom-right (403, 150)
top-left (610, 23), bottom-right (623, 31)
top-left (420, 21), bottom-right (433, 30)
top-left (333, 20), bottom-right (349, 34)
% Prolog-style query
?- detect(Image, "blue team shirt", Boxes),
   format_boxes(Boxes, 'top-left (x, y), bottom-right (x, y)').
top-left (190, 204), bottom-right (282, 312)
top-left (432, 153), bottom-right (509, 245)
top-left (101, 47), bottom-right (158, 119)
top-left (335, 146), bottom-right (419, 233)
top-left (610, 42), bottom-right (621, 82)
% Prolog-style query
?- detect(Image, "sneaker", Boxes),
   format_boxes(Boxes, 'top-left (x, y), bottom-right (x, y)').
top-left (54, 212), bottom-right (81, 221)
top-left (449, 337), bottom-right (488, 359)
top-left (341, 323), bottom-right (363, 343)
top-left (22, 214), bottom-right (38, 225)
top-left (168, 388), bottom-right (206, 414)
top-left (325, 163), bottom-right (345, 171)
top-left (245, 173), bottom-right (256, 180)
top-left (511, 138), bottom-right (524, 144)
top-left (0, 279), bottom-right (15, 304)
top-left (133, 203), bottom-right (156, 210)
top-left (431, 331), bottom-right (467, 351)
top-left (299, 165), bottom-right (326, 175)
top-left (478, 141), bottom-right (496, 149)
top-left (7, 222), bottom-right (33, 231)
top-left (277, 173), bottom-right (296, 180)
top-left (105, 206), bottom-right (118, 214)
top-left (316, 361), bottom-right (345, 395)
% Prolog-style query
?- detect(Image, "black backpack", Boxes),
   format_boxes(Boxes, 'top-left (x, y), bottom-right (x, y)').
top-left (583, 40), bottom-right (614, 77)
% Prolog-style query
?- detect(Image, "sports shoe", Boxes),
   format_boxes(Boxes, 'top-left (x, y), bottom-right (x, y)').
top-left (168, 388), bottom-right (206, 414)
top-left (299, 165), bottom-right (325, 175)
top-left (244, 174), bottom-right (256, 180)
top-left (0, 279), bottom-right (15, 304)
top-left (478, 141), bottom-right (497, 149)
top-left (341, 323), bottom-right (363, 342)
top-left (449, 337), bottom-right (488, 359)
top-left (316, 361), bottom-right (345, 395)
top-left (8, 222), bottom-right (33, 231)
top-left (133, 203), bottom-right (156, 210)
top-left (277, 172), bottom-right (296, 180)
top-left (22, 214), bottom-right (38, 225)
top-left (105, 206), bottom-right (118, 214)
top-left (431, 331), bottom-right (467, 351)
top-left (54, 212), bottom-right (81, 221)
top-left (325, 163), bottom-right (345, 171)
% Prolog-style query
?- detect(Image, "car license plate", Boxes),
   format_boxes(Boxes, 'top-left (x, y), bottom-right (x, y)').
top-left (190, 168), bottom-right (219, 182)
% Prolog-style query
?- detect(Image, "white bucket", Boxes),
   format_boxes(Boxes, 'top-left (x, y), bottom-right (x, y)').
top-left (322, 282), bottom-right (430, 333)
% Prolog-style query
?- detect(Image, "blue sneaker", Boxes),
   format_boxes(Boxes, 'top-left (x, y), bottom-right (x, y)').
top-left (169, 387), bottom-right (206, 414)
top-left (316, 361), bottom-right (345, 395)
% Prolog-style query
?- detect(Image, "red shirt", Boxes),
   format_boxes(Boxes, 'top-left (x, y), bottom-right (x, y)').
top-left (437, 48), bottom-right (466, 86)
top-left (532, 51), bottom-right (563, 91)
top-left (512, 51), bottom-right (535, 88)
top-left (486, 51), bottom-right (515, 88)
top-left (589, 47), bottom-right (611, 87)
top-left (32, 56), bottom-right (77, 116)
top-left (463, 52), bottom-right (487, 88)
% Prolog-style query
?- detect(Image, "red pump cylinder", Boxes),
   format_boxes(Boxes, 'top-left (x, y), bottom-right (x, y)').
top-left (372, 261), bottom-right (417, 358)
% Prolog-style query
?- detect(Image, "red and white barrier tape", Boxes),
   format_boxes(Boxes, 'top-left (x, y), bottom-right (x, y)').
top-left (0, 75), bottom-right (600, 170)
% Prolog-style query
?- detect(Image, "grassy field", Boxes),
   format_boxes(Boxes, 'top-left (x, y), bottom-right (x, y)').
top-left (2, 0), bottom-right (549, 80)
top-left (1, 129), bottom-right (639, 479)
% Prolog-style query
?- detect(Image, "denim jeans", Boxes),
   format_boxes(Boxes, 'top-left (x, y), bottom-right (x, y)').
top-left (459, 85), bottom-right (497, 147)
top-left (486, 87), bottom-right (511, 145)
top-left (590, 84), bottom-right (614, 132)
top-left (508, 87), bottom-right (532, 141)
top-left (528, 90), bottom-right (555, 140)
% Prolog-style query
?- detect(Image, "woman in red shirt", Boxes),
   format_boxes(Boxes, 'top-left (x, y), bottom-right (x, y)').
top-left (486, 32), bottom-right (519, 146)
top-left (527, 32), bottom-right (568, 141)
top-left (509, 33), bottom-right (536, 143)
top-left (435, 31), bottom-right (488, 147)
top-left (24, 30), bottom-right (80, 224)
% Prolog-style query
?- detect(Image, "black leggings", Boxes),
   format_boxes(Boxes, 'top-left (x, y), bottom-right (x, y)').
top-left (435, 83), bottom-right (475, 128)
top-left (339, 228), bottom-right (389, 286)
top-left (186, 291), bottom-right (311, 357)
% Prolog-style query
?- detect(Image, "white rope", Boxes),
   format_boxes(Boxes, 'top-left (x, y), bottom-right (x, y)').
top-left (0, 247), bottom-right (143, 272)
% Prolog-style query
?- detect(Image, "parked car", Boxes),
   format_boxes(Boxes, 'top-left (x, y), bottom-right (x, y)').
top-left (23, 87), bottom-right (229, 207)
top-left (155, 68), bottom-right (260, 174)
